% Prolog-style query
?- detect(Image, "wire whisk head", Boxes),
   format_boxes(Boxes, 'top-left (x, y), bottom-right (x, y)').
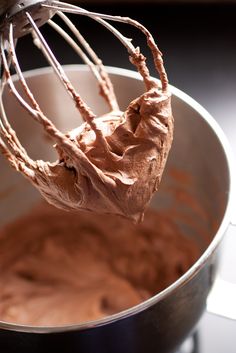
top-left (0, 0), bottom-right (173, 222)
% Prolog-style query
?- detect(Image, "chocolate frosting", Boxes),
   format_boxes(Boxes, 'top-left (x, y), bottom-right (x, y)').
top-left (0, 203), bottom-right (199, 326)
top-left (35, 87), bottom-right (173, 222)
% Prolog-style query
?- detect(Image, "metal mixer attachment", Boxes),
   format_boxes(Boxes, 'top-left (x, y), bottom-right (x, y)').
top-left (0, 1), bottom-right (57, 38)
top-left (0, 0), bottom-right (172, 221)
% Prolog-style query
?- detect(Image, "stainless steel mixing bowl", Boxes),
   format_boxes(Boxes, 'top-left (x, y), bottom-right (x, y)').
top-left (0, 66), bottom-right (235, 353)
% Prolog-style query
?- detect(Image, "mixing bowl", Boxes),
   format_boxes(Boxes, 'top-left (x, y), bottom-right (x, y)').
top-left (0, 66), bottom-right (235, 353)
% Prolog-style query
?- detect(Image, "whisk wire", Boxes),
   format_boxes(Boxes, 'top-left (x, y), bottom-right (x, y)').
top-left (42, 1), bottom-right (168, 91)
top-left (26, 11), bottom-right (112, 152)
top-left (47, 18), bottom-right (113, 109)
top-left (0, 35), bottom-right (39, 119)
top-left (56, 11), bottom-right (119, 111)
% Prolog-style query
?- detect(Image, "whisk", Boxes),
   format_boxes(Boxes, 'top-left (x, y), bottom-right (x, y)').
top-left (0, 0), bottom-right (173, 223)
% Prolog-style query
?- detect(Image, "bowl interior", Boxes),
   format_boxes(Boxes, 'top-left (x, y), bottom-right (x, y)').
top-left (0, 65), bottom-right (230, 241)
top-left (0, 66), bottom-right (231, 327)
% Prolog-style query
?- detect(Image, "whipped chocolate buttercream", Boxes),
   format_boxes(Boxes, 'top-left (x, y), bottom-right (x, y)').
top-left (0, 12), bottom-right (173, 222)
top-left (0, 202), bottom-right (199, 326)
top-left (36, 85), bottom-right (173, 223)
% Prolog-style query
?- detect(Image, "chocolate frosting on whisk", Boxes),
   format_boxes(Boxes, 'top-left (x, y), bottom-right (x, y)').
top-left (0, 2), bottom-right (173, 222)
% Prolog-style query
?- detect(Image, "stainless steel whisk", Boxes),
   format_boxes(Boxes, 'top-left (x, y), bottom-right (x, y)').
top-left (0, 0), bottom-right (172, 221)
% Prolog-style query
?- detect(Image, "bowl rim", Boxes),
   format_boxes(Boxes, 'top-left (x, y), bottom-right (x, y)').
top-left (0, 64), bottom-right (235, 333)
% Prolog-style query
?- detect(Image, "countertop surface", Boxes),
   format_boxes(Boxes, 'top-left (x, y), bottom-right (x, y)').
top-left (15, 3), bottom-right (236, 352)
